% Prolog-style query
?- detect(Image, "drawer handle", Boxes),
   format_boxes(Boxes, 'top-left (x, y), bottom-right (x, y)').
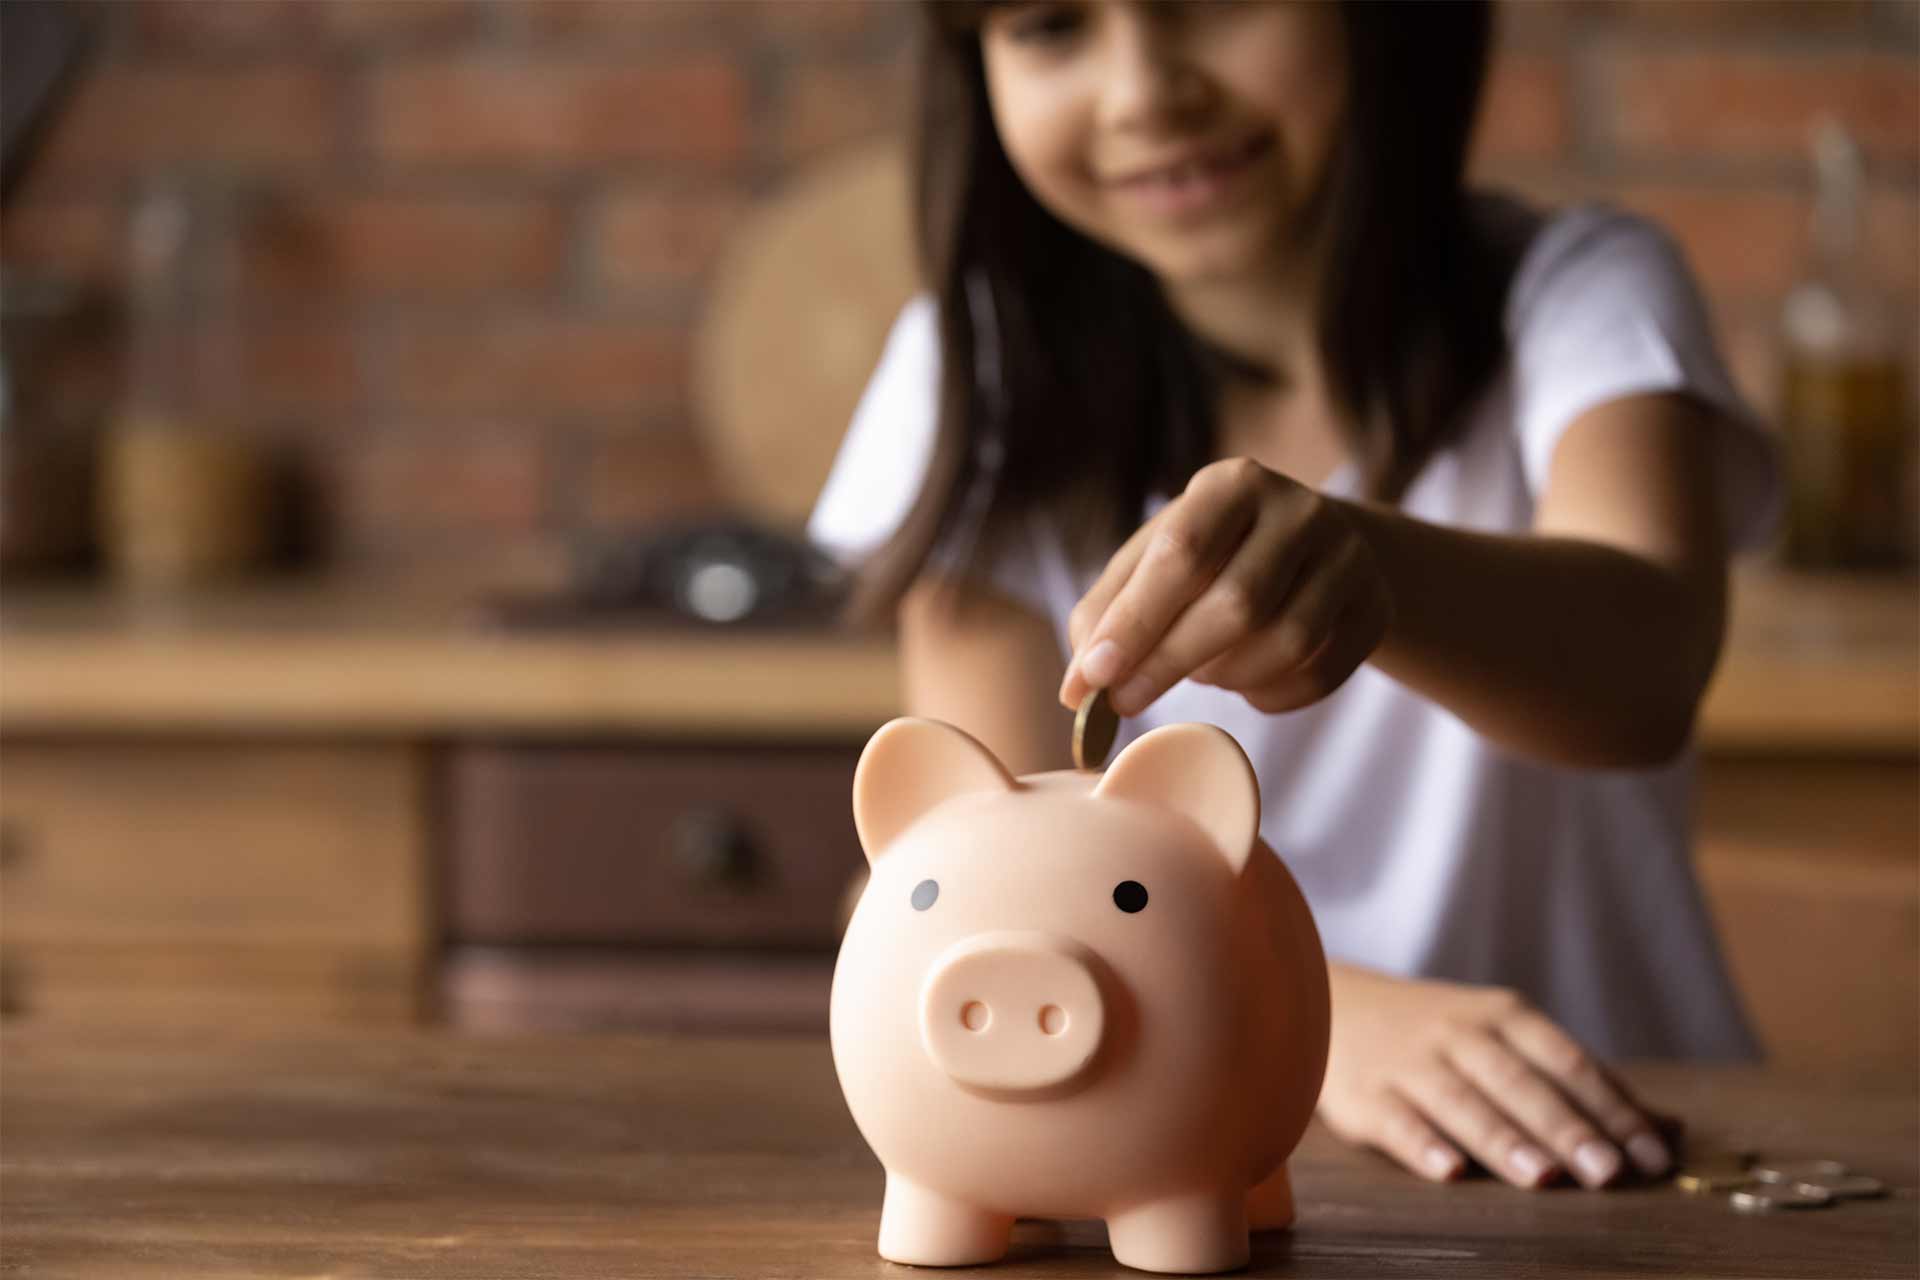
top-left (0, 951), bottom-right (20, 1017)
top-left (669, 808), bottom-right (760, 889)
top-left (0, 820), bottom-right (28, 873)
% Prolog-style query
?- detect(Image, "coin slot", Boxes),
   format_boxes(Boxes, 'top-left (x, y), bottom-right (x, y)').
top-left (961, 1001), bottom-right (990, 1032)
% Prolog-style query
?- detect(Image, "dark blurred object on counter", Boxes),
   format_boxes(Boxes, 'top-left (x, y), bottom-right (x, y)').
top-left (0, 276), bottom-right (99, 579)
top-left (483, 518), bottom-right (849, 631)
top-left (1778, 120), bottom-right (1918, 570)
top-left (1, 1), bottom-right (99, 580)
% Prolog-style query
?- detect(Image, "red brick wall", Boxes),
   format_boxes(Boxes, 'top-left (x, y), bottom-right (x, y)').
top-left (3, 0), bottom-right (1913, 578)
top-left (1480, 0), bottom-right (1919, 461)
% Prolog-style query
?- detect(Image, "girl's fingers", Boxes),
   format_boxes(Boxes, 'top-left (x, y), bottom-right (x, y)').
top-left (1192, 542), bottom-right (1382, 709)
top-left (1445, 1029), bottom-right (1623, 1189)
top-left (1367, 1090), bottom-right (1468, 1183)
top-left (1104, 500), bottom-right (1315, 716)
top-left (1058, 517), bottom-right (1161, 708)
top-left (1500, 1009), bottom-right (1671, 1177)
top-left (1066, 514), bottom-right (1162, 655)
top-left (1058, 486), bottom-right (1258, 710)
top-left (1399, 1064), bottom-right (1561, 1189)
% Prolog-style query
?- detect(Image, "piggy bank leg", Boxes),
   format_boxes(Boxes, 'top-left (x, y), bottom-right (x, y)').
top-left (1245, 1162), bottom-right (1295, 1230)
top-left (1105, 1191), bottom-right (1249, 1274)
top-left (877, 1172), bottom-right (1013, 1266)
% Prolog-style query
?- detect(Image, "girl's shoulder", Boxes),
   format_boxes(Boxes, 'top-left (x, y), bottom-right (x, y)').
top-left (1501, 199), bottom-right (1705, 340)
top-left (1479, 197), bottom-right (1780, 547)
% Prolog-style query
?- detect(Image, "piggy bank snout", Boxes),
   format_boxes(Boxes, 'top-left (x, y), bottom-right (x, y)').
top-left (919, 931), bottom-right (1107, 1096)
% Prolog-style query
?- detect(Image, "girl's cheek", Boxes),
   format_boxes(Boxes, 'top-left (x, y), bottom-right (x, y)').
top-left (992, 102), bottom-right (1096, 229)
top-left (986, 49), bottom-right (1101, 203)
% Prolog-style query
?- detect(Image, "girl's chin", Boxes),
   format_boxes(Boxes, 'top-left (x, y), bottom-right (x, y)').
top-left (1131, 231), bottom-right (1282, 291)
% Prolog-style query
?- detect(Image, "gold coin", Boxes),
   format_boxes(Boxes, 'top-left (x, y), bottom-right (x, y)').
top-left (1073, 687), bottom-right (1119, 771)
top-left (1729, 1185), bottom-right (1833, 1213)
top-left (1676, 1172), bottom-right (1754, 1194)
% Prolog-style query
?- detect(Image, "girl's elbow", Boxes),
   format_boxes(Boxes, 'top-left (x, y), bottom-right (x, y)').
top-left (1596, 630), bottom-right (1719, 768)
top-left (1628, 706), bottom-right (1697, 769)
top-left (1578, 702), bottom-right (1698, 771)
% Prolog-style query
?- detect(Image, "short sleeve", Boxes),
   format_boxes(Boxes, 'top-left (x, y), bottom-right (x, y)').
top-left (806, 295), bottom-right (941, 565)
top-left (804, 295), bottom-right (1058, 619)
top-left (1506, 205), bottom-right (1782, 550)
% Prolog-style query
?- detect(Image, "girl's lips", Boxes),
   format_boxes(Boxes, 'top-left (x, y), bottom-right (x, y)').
top-left (1106, 131), bottom-right (1274, 219)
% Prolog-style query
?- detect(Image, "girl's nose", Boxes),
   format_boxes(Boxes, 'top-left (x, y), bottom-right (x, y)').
top-left (1095, 8), bottom-right (1213, 134)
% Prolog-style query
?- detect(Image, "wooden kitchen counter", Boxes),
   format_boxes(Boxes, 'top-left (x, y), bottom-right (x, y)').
top-left (0, 566), bottom-right (1915, 749)
top-left (3, 1026), bottom-right (1913, 1278)
top-left (0, 579), bottom-right (899, 739)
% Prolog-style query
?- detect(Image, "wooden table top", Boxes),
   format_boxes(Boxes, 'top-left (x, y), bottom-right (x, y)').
top-left (3, 1026), bottom-right (1913, 1279)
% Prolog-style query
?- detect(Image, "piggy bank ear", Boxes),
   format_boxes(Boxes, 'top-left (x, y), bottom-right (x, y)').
top-left (1094, 723), bottom-right (1259, 875)
top-left (853, 717), bottom-right (1016, 862)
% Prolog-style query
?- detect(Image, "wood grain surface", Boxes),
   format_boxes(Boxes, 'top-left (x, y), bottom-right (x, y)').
top-left (3, 1027), bottom-right (1913, 1278)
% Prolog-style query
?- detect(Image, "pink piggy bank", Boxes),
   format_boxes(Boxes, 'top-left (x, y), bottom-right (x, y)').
top-left (830, 716), bottom-right (1330, 1274)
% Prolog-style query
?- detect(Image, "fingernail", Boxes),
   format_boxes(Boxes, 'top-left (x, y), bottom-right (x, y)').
top-left (1079, 638), bottom-right (1123, 687)
top-left (1114, 674), bottom-right (1155, 715)
top-left (1509, 1146), bottom-right (1554, 1187)
top-left (1423, 1145), bottom-right (1463, 1180)
top-left (1626, 1132), bottom-right (1671, 1177)
top-left (1572, 1140), bottom-right (1622, 1187)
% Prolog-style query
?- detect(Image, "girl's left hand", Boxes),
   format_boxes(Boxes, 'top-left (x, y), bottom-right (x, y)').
top-left (1059, 457), bottom-right (1394, 718)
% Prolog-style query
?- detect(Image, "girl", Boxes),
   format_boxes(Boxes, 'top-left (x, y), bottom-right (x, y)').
top-left (809, 1), bottom-right (1778, 1193)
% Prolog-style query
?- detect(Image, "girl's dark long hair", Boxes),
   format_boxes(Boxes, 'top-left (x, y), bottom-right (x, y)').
top-left (849, 1), bottom-right (1517, 625)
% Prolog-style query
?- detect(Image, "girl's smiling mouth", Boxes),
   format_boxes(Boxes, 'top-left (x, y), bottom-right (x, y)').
top-left (1103, 131), bottom-right (1276, 218)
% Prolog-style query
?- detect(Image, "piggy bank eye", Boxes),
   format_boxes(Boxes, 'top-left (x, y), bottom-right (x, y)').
top-left (911, 879), bottom-right (940, 911)
top-left (1112, 880), bottom-right (1148, 913)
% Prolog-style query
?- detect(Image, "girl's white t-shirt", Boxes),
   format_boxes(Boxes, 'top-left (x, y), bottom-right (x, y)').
top-left (808, 203), bottom-right (1780, 1060)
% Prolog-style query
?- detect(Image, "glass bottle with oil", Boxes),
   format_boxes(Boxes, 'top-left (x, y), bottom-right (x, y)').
top-left (1778, 121), bottom-right (1917, 569)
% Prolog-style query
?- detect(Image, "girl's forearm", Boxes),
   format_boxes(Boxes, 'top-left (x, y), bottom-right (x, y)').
top-left (1339, 499), bottom-right (1727, 769)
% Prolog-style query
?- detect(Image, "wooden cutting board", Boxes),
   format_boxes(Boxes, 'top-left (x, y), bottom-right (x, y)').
top-left (691, 138), bottom-right (922, 529)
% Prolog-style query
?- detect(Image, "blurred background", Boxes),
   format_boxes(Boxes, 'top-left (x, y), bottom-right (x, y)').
top-left (0, 1), bottom-right (1913, 1077)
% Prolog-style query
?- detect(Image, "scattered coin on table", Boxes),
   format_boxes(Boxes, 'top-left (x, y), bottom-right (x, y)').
top-left (1796, 1173), bottom-right (1887, 1200)
top-left (1730, 1185), bottom-right (1834, 1213)
top-left (1677, 1171), bottom-right (1755, 1194)
top-left (1673, 1144), bottom-right (1753, 1193)
top-left (1671, 1152), bottom-right (1894, 1215)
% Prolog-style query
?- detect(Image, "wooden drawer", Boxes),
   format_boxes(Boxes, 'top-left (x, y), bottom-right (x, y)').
top-left (0, 942), bottom-right (423, 1025)
top-left (445, 744), bottom-right (864, 946)
top-left (441, 945), bottom-right (833, 1035)
top-left (0, 741), bottom-right (429, 1023)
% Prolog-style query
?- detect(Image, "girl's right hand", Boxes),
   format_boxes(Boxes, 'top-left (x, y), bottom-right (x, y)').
top-left (1316, 963), bottom-right (1677, 1189)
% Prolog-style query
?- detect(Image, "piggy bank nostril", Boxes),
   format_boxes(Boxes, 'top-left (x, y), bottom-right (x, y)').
top-left (960, 1001), bottom-right (990, 1032)
top-left (1038, 1005), bottom-right (1068, 1037)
